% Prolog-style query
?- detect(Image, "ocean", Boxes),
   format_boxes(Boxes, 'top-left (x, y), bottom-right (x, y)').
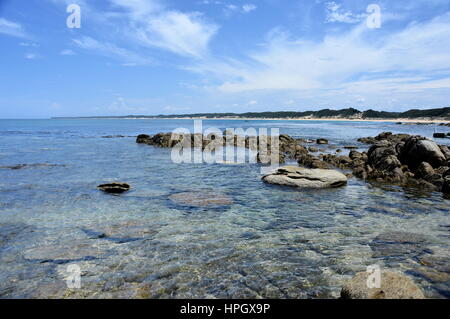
top-left (0, 119), bottom-right (449, 298)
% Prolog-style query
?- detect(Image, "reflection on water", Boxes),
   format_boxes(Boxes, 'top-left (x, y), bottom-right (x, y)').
top-left (0, 119), bottom-right (449, 298)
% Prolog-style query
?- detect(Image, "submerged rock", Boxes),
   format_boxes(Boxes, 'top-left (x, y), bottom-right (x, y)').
top-left (0, 223), bottom-right (34, 249)
top-left (416, 255), bottom-right (450, 283)
top-left (262, 166), bottom-right (347, 188)
top-left (369, 232), bottom-right (428, 258)
top-left (341, 271), bottom-right (425, 299)
top-left (97, 183), bottom-right (131, 194)
top-left (23, 240), bottom-right (103, 263)
top-left (82, 221), bottom-right (158, 243)
top-left (169, 191), bottom-right (233, 208)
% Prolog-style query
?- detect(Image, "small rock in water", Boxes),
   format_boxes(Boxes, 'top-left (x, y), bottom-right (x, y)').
top-left (0, 163), bottom-right (63, 170)
top-left (97, 183), bottom-right (131, 194)
top-left (262, 166), bottom-right (347, 188)
top-left (316, 138), bottom-right (329, 145)
top-left (341, 271), bottom-right (425, 299)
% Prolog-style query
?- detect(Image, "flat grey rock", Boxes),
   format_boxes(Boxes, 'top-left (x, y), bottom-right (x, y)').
top-left (262, 166), bottom-right (347, 188)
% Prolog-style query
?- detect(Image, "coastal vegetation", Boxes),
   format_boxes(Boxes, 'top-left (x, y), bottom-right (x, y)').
top-left (53, 107), bottom-right (450, 120)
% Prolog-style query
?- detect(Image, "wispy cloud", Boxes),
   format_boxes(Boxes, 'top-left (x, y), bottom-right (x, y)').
top-left (223, 3), bottom-right (257, 16)
top-left (64, 0), bottom-right (218, 60)
top-left (242, 4), bottom-right (257, 14)
top-left (188, 11), bottom-right (450, 98)
top-left (130, 10), bottom-right (218, 58)
top-left (72, 36), bottom-right (152, 65)
top-left (325, 1), bottom-right (366, 24)
top-left (24, 53), bottom-right (38, 60)
top-left (60, 49), bottom-right (76, 56)
top-left (0, 18), bottom-right (27, 38)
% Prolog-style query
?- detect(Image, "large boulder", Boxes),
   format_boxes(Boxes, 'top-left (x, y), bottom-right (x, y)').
top-left (399, 136), bottom-right (446, 169)
top-left (341, 271), bottom-right (425, 299)
top-left (297, 154), bottom-right (329, 169)
top-left (415, 162), bottom-right (444, 188)
top-left (262, 166), bottom-right (347, 188)
top-left (322, 154), bottom-right (352, 169)
top-left (366, 143), bottom-right (404, 183)
top-left (368, 143), bottom-right (401, 170)
top-left (439, 145), bottom-right (450, 160)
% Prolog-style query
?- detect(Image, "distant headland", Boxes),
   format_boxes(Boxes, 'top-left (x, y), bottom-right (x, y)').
top-left (52, 107), bottom-right (450, 122)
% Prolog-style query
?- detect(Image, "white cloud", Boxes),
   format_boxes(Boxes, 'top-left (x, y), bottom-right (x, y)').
top-left (107, 0), bottom-right (217, 59)
top-left (60, 49), bottom-right (76, 55)
top-left (47, 0), bottom-right (218, 60)
top-left (134, 11), bottom-right (218, 58)
top-left (0, 18), bottom-right (27, 38)
top-left (19, 42), bottom-right (38, 47)
top-left (242, 4), bottom-right (257, 13)
top-left (73, 36), bottom-right (152, 65)
top-left (325, 2), bottom-right (366, 24)
top-left (223, 3), bottom-right (257, 16)
top-left (188, 12), bottom-right (450, 98)
top-left (24, 53), bottom-right (37, 60)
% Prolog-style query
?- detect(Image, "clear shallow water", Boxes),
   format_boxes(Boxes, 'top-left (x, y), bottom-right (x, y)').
top-left (0, 119), bottom-right (449, 299)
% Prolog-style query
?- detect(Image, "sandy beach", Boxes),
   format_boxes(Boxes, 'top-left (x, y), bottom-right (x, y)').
top-left (139, 117), bottom-right (450, 124)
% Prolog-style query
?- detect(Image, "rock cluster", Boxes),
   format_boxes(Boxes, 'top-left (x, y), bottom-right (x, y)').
top-left (353, 132), bottom-right (450, 194)
top-left (136, 131), bottom-right (450, 194)
top-left (137, 132), bottom-right (309, 164)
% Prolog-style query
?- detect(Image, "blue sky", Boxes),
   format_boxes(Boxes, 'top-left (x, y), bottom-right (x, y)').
top-left (1, 0), bottom-right (450, 118)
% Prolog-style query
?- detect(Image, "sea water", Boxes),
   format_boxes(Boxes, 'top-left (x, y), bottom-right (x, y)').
top-left (0, 119), bottom-right (449, 298)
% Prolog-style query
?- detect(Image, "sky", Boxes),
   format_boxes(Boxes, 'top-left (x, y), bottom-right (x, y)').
top-left (0, 0), bottom-right (450, 118)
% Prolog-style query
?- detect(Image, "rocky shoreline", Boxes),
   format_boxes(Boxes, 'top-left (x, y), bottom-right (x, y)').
top-left (136, 131), bottom-right (450, 196)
